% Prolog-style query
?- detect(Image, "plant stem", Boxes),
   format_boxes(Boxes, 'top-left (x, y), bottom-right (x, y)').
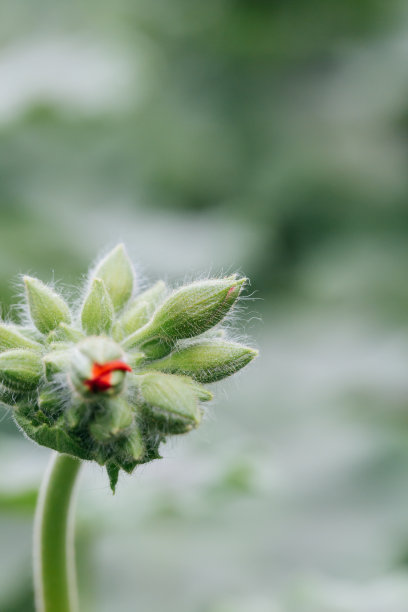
top-left (34, 452), bottom-right (82, 612)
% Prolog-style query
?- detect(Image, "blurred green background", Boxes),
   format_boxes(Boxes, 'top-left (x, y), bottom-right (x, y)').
top-left (1, 1), bottom-right (408, 610)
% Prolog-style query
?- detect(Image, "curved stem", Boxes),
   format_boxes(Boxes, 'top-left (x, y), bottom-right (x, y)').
top-left (33, 452), bottom-right (82, 612)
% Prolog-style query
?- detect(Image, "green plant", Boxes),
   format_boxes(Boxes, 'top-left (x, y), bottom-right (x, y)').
top-left (0, 244), bottom-right (257, 612)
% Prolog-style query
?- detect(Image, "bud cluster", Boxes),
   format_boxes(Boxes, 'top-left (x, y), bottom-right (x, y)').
top-left (0, 245), bottom-right (257, 491)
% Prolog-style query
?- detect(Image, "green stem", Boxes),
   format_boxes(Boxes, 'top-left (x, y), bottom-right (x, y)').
top-left (34, 452), bottom-right (82, 612)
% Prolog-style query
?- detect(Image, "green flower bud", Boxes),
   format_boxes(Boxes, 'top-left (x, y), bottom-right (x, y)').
top-left (0, 323), bottom-right (42, 352)
top-left (0, 349), bottom-right (43, 390)
top-left (138, 371), bottom-right (204, 433)
top-left (43, 349), bottom-right (71, 381)
top-left (91, 244), bottom-right (134, 312)
top-left (113, 280), bottom-right (167, 340)
top-left (117, 425), bottom-right (145, 468)
top-left (24, 276), bottom-right (71, 334)
top-left (64, 401), bottom-right (90, 430)
top-left (0, 383), bottom-right (26, 405)
top-left (149, 340), bottom-right (258, 383)
top-left (137, 337), bottom-right (174, 361)
top-left (12, 326), bottom-right (42, 343)
top-left (69, 337), bottom-right (131, 398)
top-left (55, 322), bottom-right (85, 343)
top-left (123, 277), bottom-right (245, 349)
top-left (89, 398), bottom-right (133, 442)
top-left (81, 278), bottom-right (114, 335)
top-left (38, 387), bottom-right (62, 415)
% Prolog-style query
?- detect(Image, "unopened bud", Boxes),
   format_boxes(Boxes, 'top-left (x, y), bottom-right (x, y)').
top-left (91, 244), bottom-right (134, 312)
top-left (90, 398), bottom-right (133, 442)
top-left (38, 387), bottom-right (62, 413)
top-left (137, 337), bottom-right (174, 361)
top-left (0, 349), bottom-right (43, 390)
top-left (43, 349), bottom-right (71, 381)
top-left (24, 276), bottom-right (71, 334)
top-left (149, 340), bottom-right (258, 383)
top-left (55, 322), bottom-right (85, 343)
top-left (139, 371), bottom-right (203, 433)
top-left (65, 401), bottom-right (90, 430)
top-left (117, 425), bottom-right (145, 467)
top-left (70, 337), bottom-right (131, 398)
top-left (81, 278), bottom-right (114, 335)
top-left (123, 277), bottom-right (245, 349)
top-left (114, 280), bottom-right (166, 340)
top-left (0, 323), bottom-right (42, 352)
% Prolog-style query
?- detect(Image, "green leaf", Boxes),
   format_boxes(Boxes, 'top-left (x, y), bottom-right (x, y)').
top-left (0, 488), bottom-right (38, 514)
top-left (106, 462), bottom-right (120, 493)
top-left (14, 411), bottom-right (93, 460)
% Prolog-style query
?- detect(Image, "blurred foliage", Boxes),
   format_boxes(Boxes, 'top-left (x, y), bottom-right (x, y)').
top-left (1, 0), bottom-right (408, 610)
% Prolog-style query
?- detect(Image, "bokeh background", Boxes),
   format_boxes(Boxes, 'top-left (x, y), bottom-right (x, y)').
top-left (1, 1), bottom-right (408, 611)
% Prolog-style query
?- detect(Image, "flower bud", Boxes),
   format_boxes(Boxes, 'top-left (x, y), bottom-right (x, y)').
top-left (43, 349), bottom-right (71, 381)
top-left (149, 340), bottom-right (258, 383)
top-left (137, 337), bottom-right (174, 361)
top-left (24, 276), bottom-right (71, 334)
top-left (0, 323), bottom-right (42, 352)
top-left (123, 277), bottom-right (245, 349)
top-left (0, 382), bottom-right (27, 405)
top-left (91, 244), bottom-right (134, 312)
top-left (64, 401), bottom-right (90, 430)
top-left (0, 349), bottom-right (43, 390)
top-left (38, 387), bottom-right (62, 414)
top-left (3, 245), bottom-right (257, 491)
top-left (89, 398), bottom-right (133, 442)
top-left (139, 372), bottom-right (204, 433)
top-left (114, 280), bottom-right (167, 340)
top-left (81, 278), bottom-right (114, 335)
top-left (69, 337), bottom-right (131, 398)
top-left (54, 322), bottom-right (84, 343)
top-left (117, 425), bottom-right (145, 468)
